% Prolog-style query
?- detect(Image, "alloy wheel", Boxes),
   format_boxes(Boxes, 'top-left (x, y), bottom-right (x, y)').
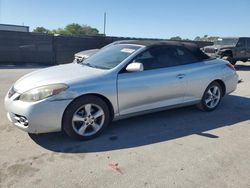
top-left (204, 85), bottom-right (221, 109)
top-left (72, 103), bottom-right (105, 136)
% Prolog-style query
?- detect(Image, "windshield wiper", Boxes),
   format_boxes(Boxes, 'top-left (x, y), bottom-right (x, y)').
top-left (82, 62), bottom-right (93, 67)
top-left (82, 62), bottom-right (109, 70)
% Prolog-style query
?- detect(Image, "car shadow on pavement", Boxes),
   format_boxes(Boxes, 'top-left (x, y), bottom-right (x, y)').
top-left (235, 64), bottom-right (250, 71)
top-left (29, 95), bottom-right (250, 153)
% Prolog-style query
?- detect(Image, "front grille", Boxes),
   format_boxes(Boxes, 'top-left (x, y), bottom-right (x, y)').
top-left (204, 48), bottom-right (217, 53)
top-left (14, 114), bottom-right (29, 127)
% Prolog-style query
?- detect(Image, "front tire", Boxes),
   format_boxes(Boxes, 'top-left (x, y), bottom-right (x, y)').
top-left (197, 82), bottom-right (222, 111)
top-left (62, 96), bottom-right (111, 140)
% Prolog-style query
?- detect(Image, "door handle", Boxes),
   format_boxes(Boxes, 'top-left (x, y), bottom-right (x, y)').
top-left (177, 74), bottom-right (186, 79)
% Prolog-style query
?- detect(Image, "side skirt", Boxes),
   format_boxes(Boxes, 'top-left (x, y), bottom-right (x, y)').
top-left (113, 100), bottom-right (200, 121)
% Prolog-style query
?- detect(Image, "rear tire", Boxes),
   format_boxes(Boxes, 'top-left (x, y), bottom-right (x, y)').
top-left (62, 96), bottom-right (111, 140)
top-left (197, 82), bottom-right (222, 111)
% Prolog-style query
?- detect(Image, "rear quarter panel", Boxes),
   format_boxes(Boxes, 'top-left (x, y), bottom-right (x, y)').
top-left (184, 59), bottom-right (236, 102)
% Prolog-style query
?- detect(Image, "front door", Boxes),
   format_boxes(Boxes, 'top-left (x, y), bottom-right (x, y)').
top-left (117, 46), bottom-right (190, 116)
top-left (117, 67), bottom-right (185, 115)
top-left (246, 38), bottom-right (250, 59)
top-left (235, 38), bottom-right (247, 59)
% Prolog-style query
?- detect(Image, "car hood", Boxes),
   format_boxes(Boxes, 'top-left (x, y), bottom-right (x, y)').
top-left (14, 63), bottom-right (107, 93)
top-left (219, 46), bottom-right (234, 50)
top-left (204, 45), bottom-right (234, 50)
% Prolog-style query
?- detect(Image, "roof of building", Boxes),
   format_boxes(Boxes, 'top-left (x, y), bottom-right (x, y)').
top-left (0, 23), bottom-right (29, 28)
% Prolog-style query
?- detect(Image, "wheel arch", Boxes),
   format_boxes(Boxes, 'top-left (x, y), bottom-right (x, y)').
top-left (62, 93), bottom-right (115, 127)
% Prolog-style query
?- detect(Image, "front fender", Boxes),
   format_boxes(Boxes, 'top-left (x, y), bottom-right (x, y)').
top-left (218, 49), bottom-right (233, 57)
top-left (49, 75), bottom-right (119, 115)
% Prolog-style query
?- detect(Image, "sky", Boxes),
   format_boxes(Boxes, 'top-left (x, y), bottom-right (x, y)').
top-left (0, 0), bottom-right (249, 39)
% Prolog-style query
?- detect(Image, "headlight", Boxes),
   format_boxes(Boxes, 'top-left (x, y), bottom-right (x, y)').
top-left (19, 83), bottom-right (68, 102)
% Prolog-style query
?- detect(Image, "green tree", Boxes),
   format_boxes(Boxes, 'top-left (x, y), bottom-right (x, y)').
top-left (33, 27), bottom-right (51, 34)
top-left (207, 36), bottom-right (220, 42)
top-left (52, 23), bottom-right (99, 35)
top-left (33, 23), bottom-right (100, 36)
top-left (194, 36), bottom-right (201, 41)
top-left (81, 25), bottom-right (99, 35)
top-left (64, 23), bottom-right (83, 34)
top-left (183, 38), bottom-right (191, 41)
top-left (170, 36), bottom-right (182, 40)
top-left (194, 35), bottom-right (219, 42)
top-left (51, 28), bottom-right (70, 35)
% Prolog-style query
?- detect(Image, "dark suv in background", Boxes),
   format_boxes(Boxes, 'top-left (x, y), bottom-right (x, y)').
top-left (203, 37), bottom-right (250, 65)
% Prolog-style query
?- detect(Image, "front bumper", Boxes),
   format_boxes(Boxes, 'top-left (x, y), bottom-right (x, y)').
top-left (4, 94), bottom-right (72, 134)
top-left (224, 71), bottom-right (239, 95)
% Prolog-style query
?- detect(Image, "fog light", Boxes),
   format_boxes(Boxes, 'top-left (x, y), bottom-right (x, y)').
top-left (19, 117), bottom-right (28, 126)
top-left (14, 114), bottom-right (29, 127)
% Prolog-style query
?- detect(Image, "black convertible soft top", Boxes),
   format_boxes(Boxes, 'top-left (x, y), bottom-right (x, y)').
top-left (118, 40), bottom-right (210, 60)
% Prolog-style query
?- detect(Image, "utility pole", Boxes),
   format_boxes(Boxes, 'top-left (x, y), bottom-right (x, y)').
top-left (0, 0), bottom-right (2, 23)
top-left (103, 12), bottom-right (106, 36)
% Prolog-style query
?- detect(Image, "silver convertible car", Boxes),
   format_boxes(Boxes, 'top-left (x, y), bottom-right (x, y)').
top-left (5, 40), bottom-right (238, 140)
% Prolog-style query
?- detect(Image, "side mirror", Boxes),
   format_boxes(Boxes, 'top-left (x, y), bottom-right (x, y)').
top-left (126, 62), bottom-right (144, 72)
top-left (236, 43), bottom-right (242, 47)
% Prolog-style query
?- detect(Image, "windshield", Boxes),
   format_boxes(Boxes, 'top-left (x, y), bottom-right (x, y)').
top-left (81, 44), bottom-right (141, 69)
top-left (214, 38), bottom-right (239, 46)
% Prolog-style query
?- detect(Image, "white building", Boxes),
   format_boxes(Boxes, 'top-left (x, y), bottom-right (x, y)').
top-left (0, 24), bottom-right (29, 32)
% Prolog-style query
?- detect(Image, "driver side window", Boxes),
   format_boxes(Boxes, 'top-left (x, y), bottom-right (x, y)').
top-left (132, 46), bottom-right (198, 70)
top-left (237, 39), bottom-right (246, 48)
top-left (133, 47), bottom-right (176, 70)
top-left (133, 50), bottom-right (156, 70)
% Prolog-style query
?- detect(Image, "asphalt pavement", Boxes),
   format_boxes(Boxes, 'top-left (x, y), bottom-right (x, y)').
top-left (0, 62), bottom-right (249, 188)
